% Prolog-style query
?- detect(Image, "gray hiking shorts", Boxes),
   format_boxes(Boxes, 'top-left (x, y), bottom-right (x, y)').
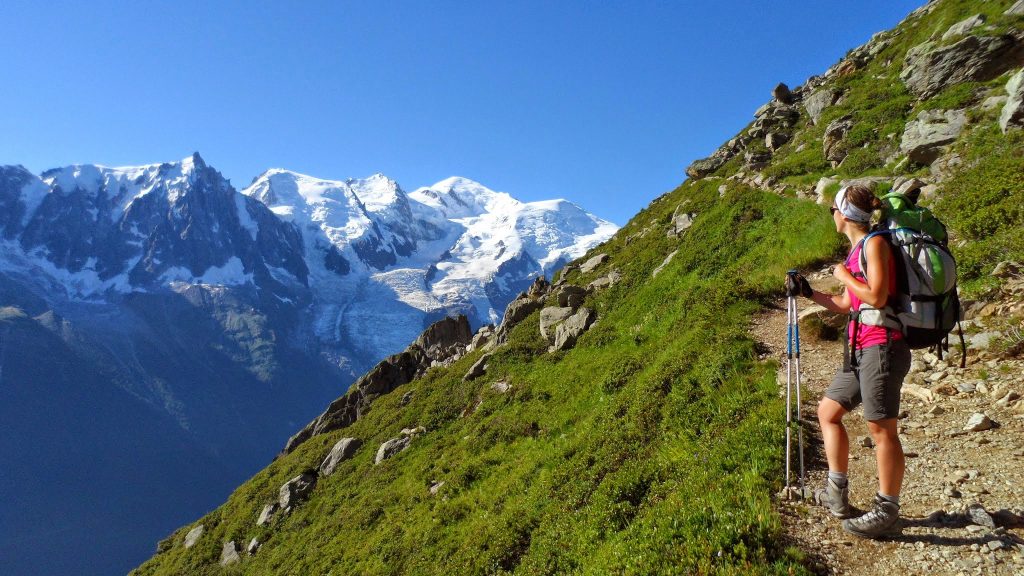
top-left (825, 339), bottom-right (911, 421)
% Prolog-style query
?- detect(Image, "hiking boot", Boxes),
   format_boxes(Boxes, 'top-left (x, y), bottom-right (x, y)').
top-left (842, 494), bottom-right (902, 539)
top-left (813, 477), bottom-right (853, 518)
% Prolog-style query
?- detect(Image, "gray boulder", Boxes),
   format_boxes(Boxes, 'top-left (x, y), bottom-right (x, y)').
top-left (319, 437), bottom-right (363, 476)
top-left (527, 275), bottom-right (551, 298)
top-left (540, 306), bottom-right (575, 341)
top-left (256, 503), bottom-right (279, 527)
top-left (279, 472), bottom-right (317, 509)
top-left (892, 177), bottom-right (927, 199)
top-left (580, 253), bottom-right (609, 273)
top-left (555, 285), bottom-right (588, 309)
top-left (670, 206), bottom-right (696, 235)
top-left (374, 436), bottom-right (412, 464)
top-left (814, 176), bottom-right (838, 204)
top-left (823, 116), bottom-right (854, 165)
top-left (551, 307), bottom-right (596, 351)
top-left (744, 150), bottom-right (772, 170)
top-left (999, 69), bottom-right (1024, 133)
top-left (413, 315), bottom-right (473, 363)
top-left (468, 324), bottom-right (495, 352)
top-left (587, 270), bottom-right (622, 291)
top-left (772, 82), bottom-right (793, 104)
top-left (964, 412), bottom-right (994, 432)
top-left (804, 88), bottom-right (840, 125)
top-left (1008, 0), bottom-right (1024, 16)
top-left (463, 353), bottom-right (491, 382)
top-left (941, 14), bottom-right (986, 41)
top-left (900, 109), bottom-right (967, 164)
top-left (247, 538), bottom-right (260, 556)
top-left (901, 34), bottom-right (1024, 99)
top-left (495, 295), bottom-right (543, 343)
top-left (220, 541), bottom-right (241, 566)
top-left (183, 524), bottom-right (204, 549)
top-left (685, 155), bottom-right (727, 180)
top-left (652, 250), bottom-right (678, 278)
top-left (766, 132), bottom-right (790, 151)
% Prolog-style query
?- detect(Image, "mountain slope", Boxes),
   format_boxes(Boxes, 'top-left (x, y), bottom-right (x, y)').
top-left (0, 155), bottom-right (615, 575)
top-left (131, 0), bottom-right (1024, 574)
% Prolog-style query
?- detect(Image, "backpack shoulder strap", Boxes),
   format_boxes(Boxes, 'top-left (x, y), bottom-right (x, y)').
top-left (853, 230), bottom-right (892, 280)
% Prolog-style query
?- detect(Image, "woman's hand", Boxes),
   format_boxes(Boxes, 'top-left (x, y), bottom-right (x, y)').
top-left (832, 263), bottom-right (853, 284)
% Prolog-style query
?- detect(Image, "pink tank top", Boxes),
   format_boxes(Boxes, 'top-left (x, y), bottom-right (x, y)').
top-left (846, 240), bottom-right (901, 349)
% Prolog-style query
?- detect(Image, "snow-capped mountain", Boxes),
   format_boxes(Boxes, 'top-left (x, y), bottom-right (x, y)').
top-left (242, 169), bottom-right (617, 364)
top-left (0, 153), bottom-right (617, 576)
top-left (0, 153), bottom-right (308, 299)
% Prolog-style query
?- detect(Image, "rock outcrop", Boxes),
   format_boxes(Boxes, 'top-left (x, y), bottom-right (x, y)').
top-left (279, 472), bottom-right (317, 509)
top-left (183, 525), bottom-right (204, 549)
top-left (901, 34), bottom-right (1024, 99)
top-left (282, 315), bottom-right (474, 454)
top-left (804, 88), bottom-right (840, 125)
top-left (220, 541), bottom-right (241, 566)
top-left (941, 14), bottom-right (986, 41)
top-left (319, 438), bottom-right (362, 477)
top-left (999, 69), bottom-right (1024, 133)
top-left (374, 427), bottom-right (425, 464)
top-left (551, 307), bottom-right (597, 352)
top-left (900, 109), bottom-right (968, 164)
top-left (823, 116), bottom-right (854, 165)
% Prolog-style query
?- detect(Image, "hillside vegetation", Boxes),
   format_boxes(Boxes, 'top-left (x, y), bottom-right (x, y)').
top-left (134, 1), bottom-right (1024, 573)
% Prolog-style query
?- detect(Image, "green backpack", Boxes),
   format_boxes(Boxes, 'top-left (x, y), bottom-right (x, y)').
top-left (857, 191), bottom-right (964, 364)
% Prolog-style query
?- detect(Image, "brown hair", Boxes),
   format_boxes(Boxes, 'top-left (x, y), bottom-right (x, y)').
top-left (843, 185), bottom-right (883, 218)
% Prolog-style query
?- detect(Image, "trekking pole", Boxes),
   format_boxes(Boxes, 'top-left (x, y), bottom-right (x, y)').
top-left (791, 285), bottom-right (806, 494)
top-left (784, 270), bottom-right (807, 497)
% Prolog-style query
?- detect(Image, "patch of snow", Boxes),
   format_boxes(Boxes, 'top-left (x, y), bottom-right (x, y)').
top-left (19, 176), bottom-right (50, 226)
top-left (235, 194), bottom-right (259, 240)
top-left (160, 257), bottom-right (251, 286)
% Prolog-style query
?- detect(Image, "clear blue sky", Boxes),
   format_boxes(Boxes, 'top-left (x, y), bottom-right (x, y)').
top-left (1, 1), bottom-right (923, 226)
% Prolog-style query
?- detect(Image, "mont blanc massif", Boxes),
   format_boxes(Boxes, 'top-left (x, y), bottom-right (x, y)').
top-left (0, 153), bottom-right (617, 575)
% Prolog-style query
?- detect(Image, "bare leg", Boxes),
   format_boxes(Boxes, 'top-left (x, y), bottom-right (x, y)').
top-left (818, 397), bottom-right (849, 473)
top-left (868, 418), bottom-right (904, 496)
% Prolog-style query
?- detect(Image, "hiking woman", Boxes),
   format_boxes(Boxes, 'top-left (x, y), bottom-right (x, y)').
top-left (789, 185), bottom-right (911, 539)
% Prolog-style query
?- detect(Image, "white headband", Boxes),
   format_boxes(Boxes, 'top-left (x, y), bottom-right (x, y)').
top-left (835, 186), bottom-right (872, 223)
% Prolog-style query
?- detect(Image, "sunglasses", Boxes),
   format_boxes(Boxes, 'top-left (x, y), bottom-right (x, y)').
top-left (830, 206), bottom-right (839, 215)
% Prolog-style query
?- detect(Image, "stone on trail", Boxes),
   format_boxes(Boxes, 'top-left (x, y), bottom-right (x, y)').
top-left (968, 503), bottom-right (997, 529)
top-left (963, 412), bottom-right (994, 432)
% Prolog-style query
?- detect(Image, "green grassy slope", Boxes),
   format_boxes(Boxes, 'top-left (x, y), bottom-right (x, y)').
top-left (134, 1), bottom-right (1023, 573)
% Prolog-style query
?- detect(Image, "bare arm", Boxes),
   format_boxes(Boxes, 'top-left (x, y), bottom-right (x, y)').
top-left (833, 235), bottom-right (891, 309)
top-left (810, 286), bottom-right (849, 314)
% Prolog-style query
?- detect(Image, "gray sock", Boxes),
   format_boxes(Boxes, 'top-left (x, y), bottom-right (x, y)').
top-left (827, 471), bottom-right (848, 487)
top-left (878, 492), bottom-right (900, 506)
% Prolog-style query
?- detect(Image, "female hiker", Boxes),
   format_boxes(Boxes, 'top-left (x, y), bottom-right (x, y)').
top-left (788, 185), bottom-right (911, 539)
